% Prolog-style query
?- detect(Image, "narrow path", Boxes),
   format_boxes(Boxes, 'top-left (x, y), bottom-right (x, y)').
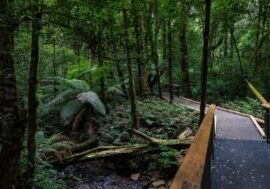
top-left (165, 94), bottom-right (270, 189)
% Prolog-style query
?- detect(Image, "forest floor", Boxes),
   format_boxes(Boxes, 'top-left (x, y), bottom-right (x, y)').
top-left (55, 98), bottom-right (199, 189)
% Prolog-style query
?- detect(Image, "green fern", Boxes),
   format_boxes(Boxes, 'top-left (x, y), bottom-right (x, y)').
top-left (77, 91), bottom-right (106, 115)
top-left (37, 131), bottom-right (74, 157)
top-left (55, 77), bottom-right (90, 92)
top-left (44, 89), bottom-right (78, 112)
top-left (43, 77), bottom-right (106, 125)
top-left (60, 100), bottom-right (84, 125)
top-left (106, 86), bottom-right (126, 97)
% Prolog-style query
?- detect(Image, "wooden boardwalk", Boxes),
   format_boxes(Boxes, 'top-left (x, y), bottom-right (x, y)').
top-left (168, 95), bottom-right (270, 189)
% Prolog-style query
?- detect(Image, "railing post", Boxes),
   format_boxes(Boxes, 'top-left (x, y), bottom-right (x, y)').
top-left (211, 116), bottom-right (215, 160)
top-left (265, 108), bottom-right (270, 143)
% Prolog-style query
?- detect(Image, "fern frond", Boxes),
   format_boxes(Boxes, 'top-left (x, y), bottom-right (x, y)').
top-left (55, 77), bottom-right (90, 92)
top-left (77, 91), bottom-right (106, 115)
top-left (60, 100), bottom-right (84, 124)
top-left (44, 89), bottom-right (78, 112)
top-left (106, 86), bottom-right (126, 97)
top-left (50, 141), bottom-right (75, 151)
top-left (49, 134), bottom-right (71, 144)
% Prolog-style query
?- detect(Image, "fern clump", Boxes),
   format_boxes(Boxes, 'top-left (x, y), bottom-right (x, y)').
top-left (37, 131), bottom-right (75, 161)
top-left (41, 77), bottom-right (106, 128)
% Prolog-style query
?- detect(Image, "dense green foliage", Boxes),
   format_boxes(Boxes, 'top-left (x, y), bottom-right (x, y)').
top-left (0, 0), bottom-right (269, 188)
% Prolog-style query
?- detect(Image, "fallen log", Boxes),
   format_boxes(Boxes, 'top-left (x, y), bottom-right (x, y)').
top-left (52, 132), bottom-right (192, 165)
top-left (70, 137), bottom-right (99, 153)
top-left (132, 129), bottom-right (193, 145)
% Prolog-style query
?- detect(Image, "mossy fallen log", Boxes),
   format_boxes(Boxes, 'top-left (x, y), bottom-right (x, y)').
top-left (52, 131), bottom-right (192, 166)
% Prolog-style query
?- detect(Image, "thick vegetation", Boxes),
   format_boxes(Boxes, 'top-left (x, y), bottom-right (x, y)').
top-left (0, 0), bottom-right (269, 188)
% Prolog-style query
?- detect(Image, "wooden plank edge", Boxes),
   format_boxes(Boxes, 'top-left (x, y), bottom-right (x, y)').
top-left (214, 115), bottom-right (217, 135)
top-left (249, 115), bottom-right (266, 139)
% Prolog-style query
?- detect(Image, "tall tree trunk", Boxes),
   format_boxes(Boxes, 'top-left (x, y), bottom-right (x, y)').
top-left (0, 1), bottom-right (26, 188)
top-left (179, 2), bottom-right (192, 98)
top-left (27, 0), bottom-right (41, 187)
top-left (53, 39), bottom-right (58, 96)
top-left (97, 43), bottom-right (107, 111)
top-left (162, 21), bottom-right (167, 65)
top-left (138, 13), bottom-right (149, 98)
top-left (148, 2), bottom-right (162, 98)
top-left (131, 0), bottom-right (142, 96)
top-left (168, 20), bottom-right (174, 103)
top-left (123, 8), bottom-right (138, 129)
top-left (223, 23), bottom-right (228, 57)
top-left (199, 0), bottom-right (212, 124)
top-left (229, 22), bottom-right (234, 59)
top-left (110, 32), bottom-right (127, 97)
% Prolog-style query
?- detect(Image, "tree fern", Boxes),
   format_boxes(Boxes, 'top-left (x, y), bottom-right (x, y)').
top-left (60, 100), bottom-right (84, 125)
top-left (77, 91), bottom-right (106, 115)
top-left (55, 77), bottom-right (90, 92)
top-left (106, 86), bottom-right (126, 97)
top-left (44, 89), bottom-right (78, 113)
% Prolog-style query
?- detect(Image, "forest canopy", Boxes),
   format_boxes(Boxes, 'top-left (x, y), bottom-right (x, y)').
top-left (0, 0), bottom-right (269, 188)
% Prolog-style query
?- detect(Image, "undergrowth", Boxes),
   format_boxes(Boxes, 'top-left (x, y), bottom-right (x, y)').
top-left (221, 97), bottom-right (263, 119)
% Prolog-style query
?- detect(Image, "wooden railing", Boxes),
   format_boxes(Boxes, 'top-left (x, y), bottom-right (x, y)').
top-left (170, 104), bottom-right (216, 189)
top-left (246, 80), bottom-right (270, 142)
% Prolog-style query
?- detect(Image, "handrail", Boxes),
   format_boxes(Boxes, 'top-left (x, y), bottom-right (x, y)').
top-left (246, 80), bottom-right (270, 142)
top-left (246, 80), bottom-right (268, 104)
top-left (170, 104), bottom-right (216, 189)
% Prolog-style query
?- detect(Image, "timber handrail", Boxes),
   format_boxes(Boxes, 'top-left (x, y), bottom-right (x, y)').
top-left (246, 80), bottom-right (270, 142)
top-left (246, 80), bottom-right (268, 105)
top-left (170, 104), bottom-right (216, 189)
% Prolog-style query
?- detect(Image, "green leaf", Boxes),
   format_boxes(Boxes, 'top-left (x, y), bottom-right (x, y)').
top-left (60, 100), bottom-right (84, 124)
top-left (77, 91), bottom-right (106, 115)
top-left (55, 77), bottom-right (90, 92)
top-left (44, 89), bottom-right (78, 112)
top-left (106, 86), bottom-right (126, 97)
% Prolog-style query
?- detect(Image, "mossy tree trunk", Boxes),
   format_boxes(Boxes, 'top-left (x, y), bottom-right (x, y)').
top-left (138, 13), bottom-right (149, 98)
top-left (199, 0), bottom-right (212, 124)
top-left (27, 0), bottom-right (42, 187)
top-left (147, 1), bottom-right (162, 98)
top-left (123, 8), bottom-right (138, 129)
top-left (179, 1), bottom-right (192, 98)
top-left (168, 19), bottom-right (173, 103)
top-left (0, 1), bottom-right (26, 188)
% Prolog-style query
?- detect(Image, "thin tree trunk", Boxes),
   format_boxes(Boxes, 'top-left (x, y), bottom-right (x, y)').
top-left (97, 43), bottom-right (107, 111)
top-left (229, 28), bottom-right (244, 75)
top-left (223, 24), bottom-right (228, 57)
top-left (110, 31), bottom-right (128, 97)
top-left (229, 22), bottom-right (234, 59)
top-left (162, 22), bottom-right (167, 65)
top-left (168, 20), bottom-right (174, 103)
top-left (148, 2), bottom-right (162, 98)
top-left (123, 8), bottom-right (138, 129)
top-left (0, 1), bottom-right (26, 188)
top-left (199, 0), bottom-right (212, 124)
top-left (179, 2), bottom-right (192, 98)
top-left (138, 14), bottom-right (149, 98)
top-left (132, 0), bottom-right (142, 96)
top-left (53, 39), bottom-right (57, 95)
top-left (27, 0), bottom-right (41, 187)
